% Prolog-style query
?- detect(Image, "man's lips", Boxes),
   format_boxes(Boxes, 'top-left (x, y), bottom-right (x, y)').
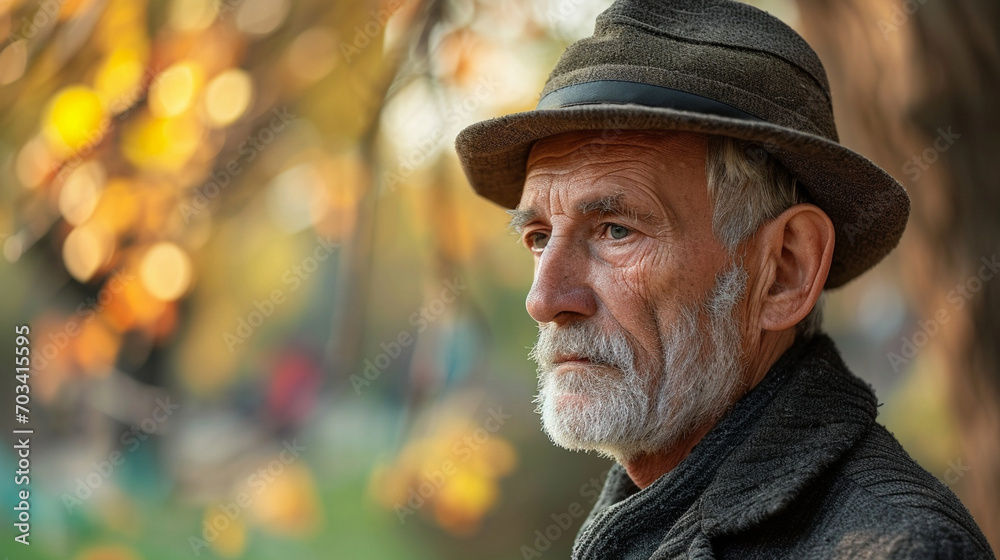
top-left (553, 355), bottom-right (593, 365)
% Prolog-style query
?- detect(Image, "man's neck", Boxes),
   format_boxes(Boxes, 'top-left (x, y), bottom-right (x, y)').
top-left (622, 329), bottom-right (797, 489)
top-left (623, 422), bottom-right (715, 488)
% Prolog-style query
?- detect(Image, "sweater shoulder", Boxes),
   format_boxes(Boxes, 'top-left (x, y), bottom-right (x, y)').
top-left (715, 423), bottom-right (996, 559)
top-left (826, 422), bottom-right (995, 558)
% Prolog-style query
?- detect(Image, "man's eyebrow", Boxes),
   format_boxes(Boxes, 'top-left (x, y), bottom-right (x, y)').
top-left (578, 192), bottom-right (660, 226)
top-left (578, 192), bottom-right (627, 216)
top-left (506, 208), bottom-right (536, 233)
top-left (506, 194), bottom-right (665, 233)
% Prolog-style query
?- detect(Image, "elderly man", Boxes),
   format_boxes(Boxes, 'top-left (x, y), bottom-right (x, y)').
top-left (455, 0), bottom-right (995, 558)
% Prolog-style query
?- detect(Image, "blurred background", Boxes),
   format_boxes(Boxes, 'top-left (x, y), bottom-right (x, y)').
top-left (0, 0), bottom-right (997, 558)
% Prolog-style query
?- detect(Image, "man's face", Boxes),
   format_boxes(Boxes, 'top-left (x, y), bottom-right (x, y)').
top-left (514, 130), bottom-right (751, 461)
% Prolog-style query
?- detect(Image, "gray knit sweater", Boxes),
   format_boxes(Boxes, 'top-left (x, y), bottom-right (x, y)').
top-left (572, 335), bottom-right (995, 559)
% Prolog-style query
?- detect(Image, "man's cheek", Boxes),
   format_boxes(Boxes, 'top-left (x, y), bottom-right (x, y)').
top-left (594, 266), bottom-right (646, 316)
top-left (631, 241), bottom-right (679, 282)
top-left (621, 274), bottom-right (650, 306)
top-left (616, 254), bottom-right (672, 305)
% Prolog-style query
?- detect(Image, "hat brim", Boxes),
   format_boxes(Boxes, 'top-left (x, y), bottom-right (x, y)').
top-left (455, 104), bottom-right (909, 289)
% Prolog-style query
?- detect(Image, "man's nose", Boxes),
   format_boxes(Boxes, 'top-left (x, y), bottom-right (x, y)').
top-left (525, 236), bottom-right (598, 325)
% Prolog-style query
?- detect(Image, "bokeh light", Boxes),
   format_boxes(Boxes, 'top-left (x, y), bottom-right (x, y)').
top-left (266, 164), bottom-right (330, 233)
top-left (149, 62), bottom-right (204, 118)
top-left (121, 112), bottom-right (203, 170)
top-left (42, 86), bottom-right (108, 155)
top-left (89, 178), bottom-right (139, 234)
top-left (203, 68), bottom-right (253, 127)
top-left (94, 47), bottom-right (148, 111)
top-left (139, 242), bottom-right (193, 301)
top-left (285, 27), bottom-right (339, 83)
top-left (58, 161), bottom-right (106, 226)
top-left (235, 0), bottom-right (290, 36)
top-left (62, 223), bottom-right (114, 282)
top-left (74, 317), bottom-right (122, 377)
top-left (169, 0), bottom-right (219, 32)
top-left (249, 462), bottom-right (323, 536)
top-left (202, 504), bottom-right (248, 558)
top-left (0, 39), bottom-right (28, 85)
top-left (15, 136), bottom-right (58, 188)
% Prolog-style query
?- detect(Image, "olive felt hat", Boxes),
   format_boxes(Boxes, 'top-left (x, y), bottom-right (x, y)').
top-left (454, 0), bottom-right (909, 289)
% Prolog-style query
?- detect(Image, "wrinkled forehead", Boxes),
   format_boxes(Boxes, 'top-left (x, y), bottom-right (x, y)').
top-left (525, 129), bottom-right (707, 173)
top-left (520, 130), bottom-right (711, 219)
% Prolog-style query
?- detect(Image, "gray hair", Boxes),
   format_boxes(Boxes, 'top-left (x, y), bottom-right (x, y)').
top-left (705, 136), bottom-right (824, 339)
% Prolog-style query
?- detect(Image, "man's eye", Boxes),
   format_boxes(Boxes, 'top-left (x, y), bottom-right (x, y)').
top-left (527, 232), bottom-right (549, 250)
top-left (606, 224), bottom-right (631, 240)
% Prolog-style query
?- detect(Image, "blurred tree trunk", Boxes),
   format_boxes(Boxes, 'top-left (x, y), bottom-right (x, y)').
top-left (796, 0), bottom-right (1000, 548)
top-left (326, 0), bottom-right (436, 386)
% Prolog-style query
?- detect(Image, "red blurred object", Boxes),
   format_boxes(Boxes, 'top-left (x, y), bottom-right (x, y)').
top-left (266, 348), bottom-right (321, 427)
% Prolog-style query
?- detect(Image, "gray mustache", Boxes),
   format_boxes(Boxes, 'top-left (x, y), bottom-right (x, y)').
top-left (530, 322), bottom-right (636, 372)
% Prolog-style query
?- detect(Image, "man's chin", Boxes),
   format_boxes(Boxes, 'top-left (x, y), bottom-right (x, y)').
top-left (541, 393), bottom-right (611, 443)
top-left (540, 387), bottom-right (597, 414)
top-left (540, 416), bottom-right (632, 461)
top-left (540, 419), bottom-right (601, 452)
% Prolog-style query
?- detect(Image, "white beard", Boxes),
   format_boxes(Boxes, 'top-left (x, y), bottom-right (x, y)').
top-left (530, 264), bottom-right (749, 463)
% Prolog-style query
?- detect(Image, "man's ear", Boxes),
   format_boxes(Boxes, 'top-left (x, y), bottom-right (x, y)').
top-left (753, 204), bottom-right (835, 332)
